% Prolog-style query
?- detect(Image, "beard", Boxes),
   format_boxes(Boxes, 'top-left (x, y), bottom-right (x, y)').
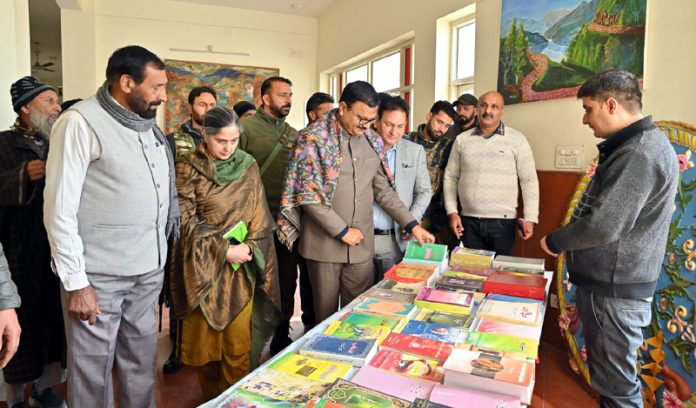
top-left (29, 107), bottom-right (55, 139)
top-left (128, 89), bottom-right (161, 119)
top-left (191, 110), bottom-right (204, 127)
top-left (426, 122), bottom-right (443, 139)
top-left (459, 113), bottom-right (474, 125)
top-left (268, 102), bottom-right (291, 118)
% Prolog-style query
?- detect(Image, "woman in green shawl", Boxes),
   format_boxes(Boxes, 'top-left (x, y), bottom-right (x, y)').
top-left (169, 106), bottom-right (281, 399)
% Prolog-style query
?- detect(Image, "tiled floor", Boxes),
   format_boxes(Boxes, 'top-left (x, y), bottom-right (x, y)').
top-left (3, 305), bottom-right (599, 408)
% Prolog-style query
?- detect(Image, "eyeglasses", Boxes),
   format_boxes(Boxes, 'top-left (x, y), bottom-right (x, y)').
top-left (347, 105), bottom-right (377, 127)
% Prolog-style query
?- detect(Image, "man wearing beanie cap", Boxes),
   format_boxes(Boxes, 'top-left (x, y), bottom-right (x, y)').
top-left (0, 76), bottom-right (67, 407)
top-left (233, 100), bottom-right (257, 120)
top-left (448, 93), bottom-right (479, 138)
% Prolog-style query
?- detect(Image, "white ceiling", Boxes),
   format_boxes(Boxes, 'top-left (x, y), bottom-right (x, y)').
top-left (171, 0), bottom-right (336, 17)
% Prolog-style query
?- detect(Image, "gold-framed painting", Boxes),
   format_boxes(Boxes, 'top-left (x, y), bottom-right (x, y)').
top-left (164, 59), bottom-right (279, 134)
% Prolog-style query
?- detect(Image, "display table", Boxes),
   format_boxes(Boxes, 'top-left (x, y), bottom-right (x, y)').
top-left (203, 271), bottom-right (553, 407)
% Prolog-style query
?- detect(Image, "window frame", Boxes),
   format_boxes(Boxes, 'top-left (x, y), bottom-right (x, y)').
top-left (450, 17), bottom-right (476, 100)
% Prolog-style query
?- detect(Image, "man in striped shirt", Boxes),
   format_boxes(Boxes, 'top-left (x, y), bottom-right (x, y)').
top-left (443, 91), bottom-right (539, 255)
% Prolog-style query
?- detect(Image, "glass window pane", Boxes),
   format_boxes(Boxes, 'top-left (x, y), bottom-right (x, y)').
top-left (456, 22), bottom-right (476, 79)
top-left (372, 52), bottom-right (401, 92)
top-left (345, 65), bottom-right (368, 84)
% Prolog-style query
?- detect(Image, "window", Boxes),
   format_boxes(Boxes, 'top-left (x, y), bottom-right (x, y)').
top-left (329, 43), bottom-right (414, 129)
top-left (451, 20), bottom-right (476, 99)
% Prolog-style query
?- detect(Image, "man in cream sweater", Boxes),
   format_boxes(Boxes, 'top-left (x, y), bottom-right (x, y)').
top-left (443, 91), bottom-right (539, 255)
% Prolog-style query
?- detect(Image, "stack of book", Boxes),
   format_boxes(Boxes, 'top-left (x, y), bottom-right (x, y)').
top-left (492, 255), bottom-right (545, 274)
top-left (213, 248), bottom-right (552, 407)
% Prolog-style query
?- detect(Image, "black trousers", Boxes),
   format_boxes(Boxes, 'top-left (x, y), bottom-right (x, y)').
top-left (273, 235), bottom-right (315, 327)
top-left (461, 216), bottom-right (517, 256)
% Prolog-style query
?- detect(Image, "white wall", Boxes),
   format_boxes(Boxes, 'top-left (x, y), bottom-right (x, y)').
top-left (318, 0), bottom-right (696, 171)
top-left (0, 0), bottom-right (31, 128)
top-left (60, 0), bottom-right (318, 129)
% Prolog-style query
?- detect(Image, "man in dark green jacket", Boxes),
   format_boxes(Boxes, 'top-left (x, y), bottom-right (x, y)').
top-left (240, 76), bottom-right (313, 353)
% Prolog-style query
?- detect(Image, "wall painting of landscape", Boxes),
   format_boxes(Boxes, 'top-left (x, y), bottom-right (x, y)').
top-left (164, 59), bottom-right (279, 134)
top-left (497, 0), bottom-right (646, 105)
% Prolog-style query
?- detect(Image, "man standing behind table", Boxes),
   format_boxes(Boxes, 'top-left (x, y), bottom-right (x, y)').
top-left (278, 81), bottom-right (434, 323)
top-left (0, 76), bottom-right (66, 408)
top-left (44, 45), bottom-right (179, 408)
top-left (541, 70), bottom-right (678, 408)
top-left (239, 76), bottom-right (301, 354)
top-left (444, 91), bottom-right (539, 255)
top-left (407, 101), bottom-right (458, 243)
top-left (372, 95), bottom-right (432, 280)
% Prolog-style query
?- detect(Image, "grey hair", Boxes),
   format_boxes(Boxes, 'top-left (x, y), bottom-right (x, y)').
top-left (202, 106), bottom-right (244, 136)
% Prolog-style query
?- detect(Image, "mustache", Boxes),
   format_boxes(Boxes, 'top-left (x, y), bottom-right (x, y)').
top-left (481, 113), bottom-right (495, 119)
top-left (281, 104), bottom-right (291, 110)
top-left (149, 101), bottom-right (162, 108)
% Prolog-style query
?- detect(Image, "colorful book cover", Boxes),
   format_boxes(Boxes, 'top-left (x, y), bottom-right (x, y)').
top-left (454, 344), bottom-right (528, 361)
top-left (380, 333), bottom-right (453, 362)
top-left (476, 299), bottom-right (542, 327)
top-left (323, 320), bottom-right (391, 343)
top-left (398, 320), bottom-right (462, 344)
top-left (482, 272), bottom-right (547, 300)
top-left (240, 368), bottom-right (331, 402)
top-left (376, 278), bottom-right (427, 295)
top-left (351, 365), bottom-right (435, 402)
top-left (415, 287), bottom-right (475, 315)
top-left (434, 275), bottom-right (484, 292)
top-left (364, 287), bottom-right (417, 304)
top-left (340, 311), bottom-right (401, 330)
top-left (222, 221), bottom-right (248, 271)
top-left (411, 309), bottom-right (469, 328)
top-left (404, 242), bottom-right (448, 262)
top-left (465, 331), bottom-right (539, 360)
top-left (442, 349), bottom-right (534, 403)
top-left (449, 246), bottom-right (495, 268)
top-left (309, 378), bottom-right (411, 408)
top-left (473, 318), bottom-right (542, 340)
top-left (300, 335), bottom-right (377, 367)
top-left (493, 265), bottom-right (545, 275)
top-left (221, 388), bottom-right (304, 407)
top-left (484, 294), bottom-right (544, 304)
top-left (353, 298), bottom-right (416, 319)
top-left (269, 352), bottom-right (352, 384)
top-left (384, 263), bottom-right (437, 283)
top-left (429, 384), bottom-right (521, 408)
top-left (368, 349), bottom-right (445, 382)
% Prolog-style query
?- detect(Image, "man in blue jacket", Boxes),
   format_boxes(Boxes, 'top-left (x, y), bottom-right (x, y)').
top-left (542, 70), bottom-right (678, 408)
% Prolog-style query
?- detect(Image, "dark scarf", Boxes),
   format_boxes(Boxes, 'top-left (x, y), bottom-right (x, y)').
top-left (95, 83), bottom-right (180, 239)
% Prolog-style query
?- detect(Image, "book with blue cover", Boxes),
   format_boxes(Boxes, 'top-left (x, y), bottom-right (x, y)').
top-left (299, 335), bottom-right (377, 367)
top-left (398, 320), bottom-right (462, 343)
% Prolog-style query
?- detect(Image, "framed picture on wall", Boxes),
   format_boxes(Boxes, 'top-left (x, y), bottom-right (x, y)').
top-left (164, 59), bottom-right (279, 134)
top-left (496, 0), bottom-right (647, 105)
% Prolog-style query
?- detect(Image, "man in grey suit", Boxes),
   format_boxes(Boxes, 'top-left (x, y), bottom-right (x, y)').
top-left (44, 46), bottom-right (178, 408)
top-left (372, 95), bottom-right (432, 280)
top-left (278, 81), bottom-right (435, 323)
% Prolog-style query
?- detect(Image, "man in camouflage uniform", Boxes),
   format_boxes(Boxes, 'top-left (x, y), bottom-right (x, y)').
top-left (166, 86), bottom-right (217, 160)
top-left (407, 101), bottom-right (458, 246)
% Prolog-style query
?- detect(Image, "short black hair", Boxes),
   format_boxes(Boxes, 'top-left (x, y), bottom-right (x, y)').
top-left (305, 92), bottom-right (334, 116)
top-left (105, 45), bottom-right (165, 87)
top-left (339, 81), bottom-right (379, 108)
top-left (260, 76), bottom-right (292, 97)
top-left (188, 86), bottom-right (217, 105)
top-left (577, 69), bottom-right (642, 113)
top-left (429, 100), bottom-right (457, 122)
top-left (378, 94), bottom-right (410, 119)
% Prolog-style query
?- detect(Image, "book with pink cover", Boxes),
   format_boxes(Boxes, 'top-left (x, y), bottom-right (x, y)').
top-left (379, 333), bottom-right (453, 362)
top-left (429, 384), bottom-right (521, 408)
top-left (415, 287), bottom-right (478, 315)
top-left (351, 364), bottom-right (435, 402)
top-left (473, 318), bottom-right (542, 340)
top-left (476, 299), bottom-right (542, 327)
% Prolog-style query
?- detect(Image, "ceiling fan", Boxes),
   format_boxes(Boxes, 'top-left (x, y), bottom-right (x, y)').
top-left (31, 42), bottom-right (56, 73)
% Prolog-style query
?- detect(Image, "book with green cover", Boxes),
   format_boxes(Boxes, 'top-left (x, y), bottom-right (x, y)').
top-left (323, 320), bottom-right (392, 343)
top-left (240, 368), bottom-right (331, 402)
top-left (223, 221), bottom-right (248, 271)
top-left (220, 388), bottom-right (303, 407)
top-left (375, 278), bottom-right (427, 295)
top-left (404, 242), bottom-right (448, 263)
top-left (341, 312), bottom-right (401, 330)
top-left (411, 309), bottom-right (469, 328)
top-left (308, 378), bottom-right (411, 408)
top-left (465, 331), bottom-right (539, 360)
top-left (268, 352), bottom-right (352, 383)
